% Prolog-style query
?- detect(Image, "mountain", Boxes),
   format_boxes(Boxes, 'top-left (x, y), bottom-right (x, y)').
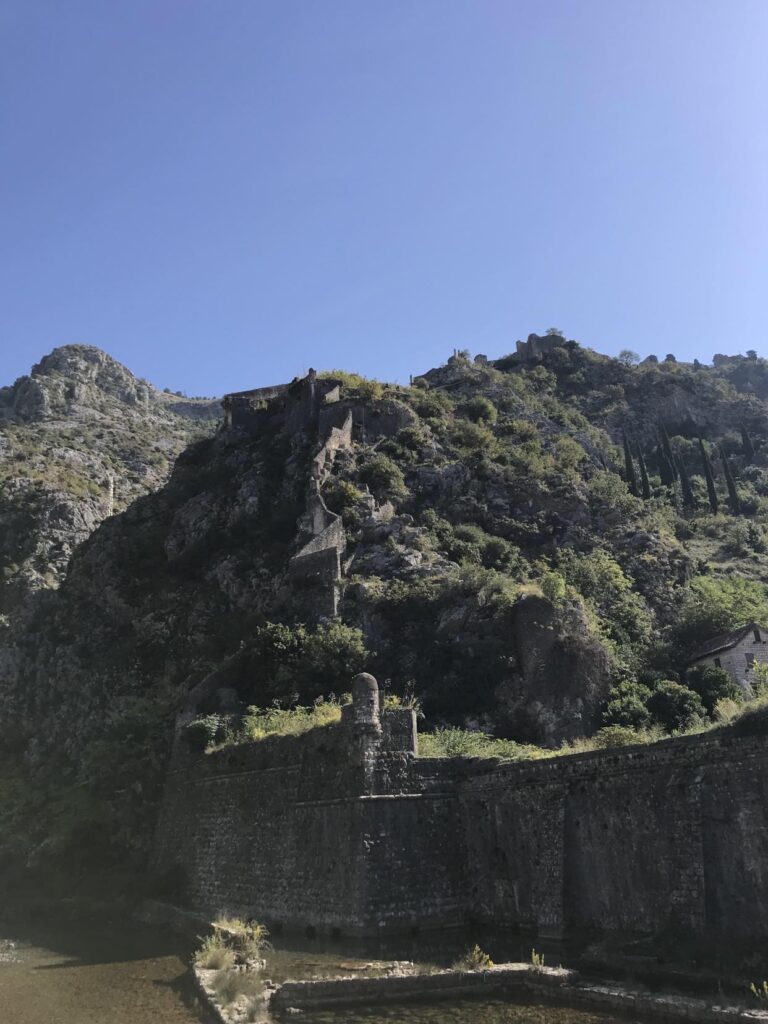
top-left (0, 345), bottom-right (220, 613)
top-left (3, 334), bottom-right (768, 881)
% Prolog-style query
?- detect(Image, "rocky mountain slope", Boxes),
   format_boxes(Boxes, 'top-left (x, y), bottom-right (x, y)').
top-left (0, 345), bottom-right (220, 613)
top-left (4, 335), bottom-right (768, 879)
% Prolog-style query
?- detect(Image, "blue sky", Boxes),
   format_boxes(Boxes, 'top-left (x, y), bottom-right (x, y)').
top-left (2, 1), bottom-right (768, 396)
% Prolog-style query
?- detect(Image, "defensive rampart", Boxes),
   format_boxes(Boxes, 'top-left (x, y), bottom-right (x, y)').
top-left (153, 676), bottom-right (768, 943)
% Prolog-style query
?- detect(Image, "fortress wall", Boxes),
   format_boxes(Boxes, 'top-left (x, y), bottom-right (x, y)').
top-left (460, 731), bottom-right (768, 940)
top-left (153, 702), bottom-right (768, 941)
top-left (153, 725), bottom-right (370, 930)
top-left (153, 709), bottom-right (468, 934)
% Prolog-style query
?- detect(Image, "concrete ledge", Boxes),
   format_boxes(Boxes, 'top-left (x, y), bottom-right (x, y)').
top-left (270, 963), bottom-right (568, 1011)
top-left (267, 964), bottom-right (768, 1023)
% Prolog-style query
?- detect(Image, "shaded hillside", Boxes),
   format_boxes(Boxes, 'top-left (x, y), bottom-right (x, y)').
top-left (4, 336), bottom-right (768, 879)
top-left (0, 345), bottom-right (220, 613)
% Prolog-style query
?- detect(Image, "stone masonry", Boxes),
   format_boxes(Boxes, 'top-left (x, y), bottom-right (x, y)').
top-left (153, 674), bottom-right (768, 942)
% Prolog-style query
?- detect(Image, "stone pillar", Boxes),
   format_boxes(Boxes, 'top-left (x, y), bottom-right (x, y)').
top-left (350, 672), bottom-right (381, 736)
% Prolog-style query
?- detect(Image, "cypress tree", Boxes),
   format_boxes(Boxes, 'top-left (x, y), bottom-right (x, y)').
top-left (656, 443), bottom-right (675, 487)
top-left (721, 446), bottom-right (741, 514)
top-left (741, 424), bottom-right (756, 463)
top-left (659, 424), bottom-right (678, 481)
top-left (623, 432), bottom-right (639, 497)
top-left (676, 455), bottom-right (697, 510)
top-left (636, 446), bottom-right (651, 500)
top-left (699, 438), bottom-right (718, 514)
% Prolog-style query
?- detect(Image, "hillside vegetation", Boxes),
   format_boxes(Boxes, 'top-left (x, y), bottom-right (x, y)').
top-left (3, 335), bottom-right (768, 888)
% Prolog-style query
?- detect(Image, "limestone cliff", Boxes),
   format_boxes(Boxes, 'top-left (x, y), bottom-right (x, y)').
top-left (0, 345), bottom-right (219, 612)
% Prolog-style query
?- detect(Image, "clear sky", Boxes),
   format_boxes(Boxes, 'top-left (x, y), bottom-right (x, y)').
top-left (2, 1), bottom-right (768, 396)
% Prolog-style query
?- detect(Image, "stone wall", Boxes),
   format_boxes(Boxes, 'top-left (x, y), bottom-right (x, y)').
top-left (153, 678), bottom-right (768, 942)
top-left (460, 730), bottom-right (768, 941)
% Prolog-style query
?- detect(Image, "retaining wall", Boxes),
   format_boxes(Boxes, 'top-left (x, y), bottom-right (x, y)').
top-left (153, 700), bottom-right (768, 942)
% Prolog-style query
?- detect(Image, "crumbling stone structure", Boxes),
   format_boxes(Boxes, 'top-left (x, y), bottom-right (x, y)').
top-left (515, 333), bottom-right (565, 362)
top-left (153, 674), bottom-right (768, 943)
top-left (221, 372), bottom-right (416, 620)
top-left (288, 410), bottom-right (353, 618)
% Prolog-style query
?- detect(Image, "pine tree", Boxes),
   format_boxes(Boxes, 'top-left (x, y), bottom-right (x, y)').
top-left (721, 446), bottom-right (741, 514)
top-left (623, 432), bottom-right (639, 497)
top-left (636, 446), bottom-right (651, 500)
top-left (656, 443), bottom-right (675, 487)
top-left (659, 424), bottom-right (678, 481)
top-left (741, 424), bottom-right (756, 463)
top-left (676, 455), bottom-right (696, 510)
top-left (699, 438), bottom-right (718, 514)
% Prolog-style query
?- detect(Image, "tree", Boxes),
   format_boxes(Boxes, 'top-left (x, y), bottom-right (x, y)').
top-left (546, 327), bottom-right (564, 337)
top-left (659, 424), bottom-right (678, 481)
top-left (657, 443), bottom-right (676, 487)
top-left (676, 455), bottom-right (697, 510)
top-left (623, 432), bottom-right (639, 497)
top-left (618, 349), bottom-right (640, 366)
top-left (672, 575), bottom-right (768, 654)
top-left (699, 438), bottom-right (718, 513)
top-left (720, 446), bottom-right (741, 514)
top-left (664, 353), bottom-right (677, 363)
top-left (636, 447), bottom-right (651, 500)
top-left (647, 681), bottom-right (704, 732)
top-left (741, 424), bottom-right (756, 463)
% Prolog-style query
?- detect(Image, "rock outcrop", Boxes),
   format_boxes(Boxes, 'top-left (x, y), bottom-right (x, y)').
top-left (0, 345), bottom-right (220, 611)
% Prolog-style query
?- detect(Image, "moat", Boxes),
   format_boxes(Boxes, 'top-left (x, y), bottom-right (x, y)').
top-left (0, 912), bottom-right (632, 1024)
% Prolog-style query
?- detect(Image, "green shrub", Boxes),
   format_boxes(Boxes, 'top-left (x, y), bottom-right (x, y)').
top-left (418, 727), bottom-right (544, 760)
top-left (452, 944), bottom-right (494, 970)
top-left (185, 715), bottom-right (226, 752)
top-left (242, 698), bottom-right (344, 741)
top-left (358, 453), bottom-right (407, 500)
top-left (685, 665), bottom-right (742, 716)
top-left (590, 725), bottom-right (647, 748)
top-left (247, 620), bottom-right (368, 706)
top-left (323, 479), bottom-right (363, 514)
top-left (459, 395), bottom-right (498, 424)
top-left (410, 388), bottom-right (453, 420)
top-left (647, 681), bottom-right (705, 732)
top-left (450, 420), bottom-right (497, 451)
top-left (602, 681), bottom-right (653, 729)
top-left (319, 370), bottom-right (383, 402)
top-left (541, 571), bottom-right (566, 604)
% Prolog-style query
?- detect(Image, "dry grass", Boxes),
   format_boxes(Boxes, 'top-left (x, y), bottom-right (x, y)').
top-left (194, 934), bottom-right (236, 971)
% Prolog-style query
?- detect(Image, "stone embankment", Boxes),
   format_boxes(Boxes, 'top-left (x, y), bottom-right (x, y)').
top-left (194, 961), bottom-right (768, 1023)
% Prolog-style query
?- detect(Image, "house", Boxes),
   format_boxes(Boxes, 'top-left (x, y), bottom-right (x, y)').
top-left (687, 622), bottom-right (768, 696)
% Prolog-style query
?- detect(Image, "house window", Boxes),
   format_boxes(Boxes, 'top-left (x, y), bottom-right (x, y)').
top-left (714, 658), bottom-right (722, 668)
top-left (755, 629), bottom-right (762, 643)
top-left (746, 653), bottom-right (756, 668)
